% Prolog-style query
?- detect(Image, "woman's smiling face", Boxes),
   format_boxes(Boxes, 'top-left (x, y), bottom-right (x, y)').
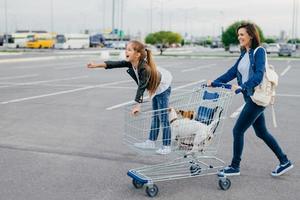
top-left (237, 27), bottom-right (252, 49)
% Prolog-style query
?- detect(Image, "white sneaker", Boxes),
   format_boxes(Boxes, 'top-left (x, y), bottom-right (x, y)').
top-left (134, 140), bottom-right (156, 149)
top-left (156, 146), bottom-right (171, 155)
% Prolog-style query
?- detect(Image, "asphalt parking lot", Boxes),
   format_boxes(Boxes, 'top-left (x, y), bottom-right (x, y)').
top-left (0, 50), bottom-right (299, 200)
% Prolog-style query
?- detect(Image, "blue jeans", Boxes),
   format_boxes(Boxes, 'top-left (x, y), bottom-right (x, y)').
top-left (149, 87), bottom-right (171, 146)
top-left (231, 95), bottom-right (288, 169)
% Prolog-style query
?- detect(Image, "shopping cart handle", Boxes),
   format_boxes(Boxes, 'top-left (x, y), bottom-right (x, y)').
top-left (211, 82), bottom-right (232, 89)
top-left (202, 82), bottom-right (242, 94)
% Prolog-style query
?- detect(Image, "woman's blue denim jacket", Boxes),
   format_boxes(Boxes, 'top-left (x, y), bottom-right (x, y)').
top-left (213, 47), bottom-right (266, 96)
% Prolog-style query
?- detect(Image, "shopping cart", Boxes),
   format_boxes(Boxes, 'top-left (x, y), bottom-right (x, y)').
top-left (124, 84), bottom-right (234, 197)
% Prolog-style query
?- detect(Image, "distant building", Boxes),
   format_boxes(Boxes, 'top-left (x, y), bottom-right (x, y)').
top-left (279, 30), bottom-right (287, 43)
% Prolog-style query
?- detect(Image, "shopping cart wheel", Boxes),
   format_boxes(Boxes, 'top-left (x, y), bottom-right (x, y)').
top-left (132, 179), bottom-right (144, 189)
top-left (190, 164), bottom-right (201, 176)
top-left (218, 178), bottom-right (231, 190)
top-left (146, 184), bottom-right (159, 197)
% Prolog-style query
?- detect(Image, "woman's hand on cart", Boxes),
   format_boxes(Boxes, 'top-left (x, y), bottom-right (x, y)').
top-left (131, 103), bottom-right (141, 116)
top-left (206, 80), bottom-right (213, 87)
top-left (231, 84), bottom-right (242, 94)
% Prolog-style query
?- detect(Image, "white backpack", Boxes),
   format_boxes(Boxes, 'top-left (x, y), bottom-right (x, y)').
top-left (251, 46), bottom-right (278, 127)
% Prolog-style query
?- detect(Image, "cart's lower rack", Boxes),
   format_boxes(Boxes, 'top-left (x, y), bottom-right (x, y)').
top-left (127, 156), bottom-right (232, 197)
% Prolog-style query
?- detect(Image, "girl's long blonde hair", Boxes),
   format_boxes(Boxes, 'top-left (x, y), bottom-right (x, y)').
top-left (129, 40), bottom-right (159, 96)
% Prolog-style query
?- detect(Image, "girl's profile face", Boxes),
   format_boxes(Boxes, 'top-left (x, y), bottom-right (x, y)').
top-left (125, 43), bottom-right (140, 63)
top-left (237, 28), bottom-right (252, 49)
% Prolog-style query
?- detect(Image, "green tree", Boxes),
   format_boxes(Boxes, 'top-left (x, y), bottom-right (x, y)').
top-left (264, 38), bottom-right (276, 44)
top-left (145, 31), bottom-right (182, 44)
top-left (222, 21), bottom-right (265, 50)
top-left (145, 31), bottom-right (182, 54)
top-left (288, 38), bottom-right (300, 43)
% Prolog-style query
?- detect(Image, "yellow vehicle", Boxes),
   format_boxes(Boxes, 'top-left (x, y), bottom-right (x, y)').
top-left (26, 33), bottom-right (55, 48)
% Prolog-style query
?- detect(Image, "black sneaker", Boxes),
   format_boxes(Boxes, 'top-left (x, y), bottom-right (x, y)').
top-left (271, 160), bottom-right (294, 177)
top-left (218, 166), bottom-right (240, 176)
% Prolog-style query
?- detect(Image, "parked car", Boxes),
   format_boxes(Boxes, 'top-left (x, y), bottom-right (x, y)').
top-left (266, 43), bottom-right (280, 54)
top-left (290, 43), bottom-right (297, 52)
top-left (278, 43), bottom-right (293, 57)
top-left (229, 44), bottom-right (240, 53)
top-left (114, 41), bottom-right (127, 49)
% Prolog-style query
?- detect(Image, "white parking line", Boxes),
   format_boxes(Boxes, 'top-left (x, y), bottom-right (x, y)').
top-left (181, 64), bottom-right (216, 72)
top-left (0, 76), bottom-right (89, 88)
top-left (0, 74), bottom-right (39, 80)
top-left (54, 65), bottom-right (84, 70)
top-left (16, 62), bottom-right (86, 69)
top-left (277, 93), bottom-right (300, 97)
top-left (39, 83), bottom-right (91, 87)
top-left (230, 103), bottom-right (245, 118)
top-left (280, 65), bottom-right (291, 76)
top-left (0, 55), bottom-right (92, 64)
top-left (106, 79), bottom-right (206, 110)
top-left (0, 80), bottom-right (132, 105)
top-left (96, 86), bottom-right (136, 90)
top-left (229, 93), bottom-right (300, 119)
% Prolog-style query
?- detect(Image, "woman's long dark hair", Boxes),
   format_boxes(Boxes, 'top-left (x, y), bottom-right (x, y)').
top-left (129, 40), bottom-right (159, 96)
top-left (237, 22), bottom-right (261, 50)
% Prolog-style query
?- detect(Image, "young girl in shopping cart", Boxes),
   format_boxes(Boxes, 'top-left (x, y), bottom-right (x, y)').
top-left (87, 40), bottom-right (173, 154)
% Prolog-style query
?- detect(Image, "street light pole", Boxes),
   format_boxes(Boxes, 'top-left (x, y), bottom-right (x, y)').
top-left (4, 0), bottom-right (8, 35)
top-left (295, 0), bottom-right (298, 40)
top-left (50, 0), bottom-right (54, 34)
top-left (150, 0), bottom-right (153, 33)
top-left (112, 0), bottom-right (115, 34)
top-left (292, 0), bottom-right (299, 41)
top-left (102, 0), bottom-right (106, 32)
top-left (120, 0), bottom-right (124, 40)
top-left (160, 0), bottom-right (164, 30)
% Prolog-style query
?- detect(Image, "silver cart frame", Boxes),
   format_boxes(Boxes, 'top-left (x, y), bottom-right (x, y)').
top-left (124, 86), bottom-right (234, 197)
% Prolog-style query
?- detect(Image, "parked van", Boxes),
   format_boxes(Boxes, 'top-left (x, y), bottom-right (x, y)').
top-left (55, 34), bottom-right (89, 49)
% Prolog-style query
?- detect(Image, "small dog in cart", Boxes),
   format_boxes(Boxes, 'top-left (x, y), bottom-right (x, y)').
top-left (169, 107), bottom-right (221, 153)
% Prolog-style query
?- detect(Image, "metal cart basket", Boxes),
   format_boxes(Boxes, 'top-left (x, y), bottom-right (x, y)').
top-left (124, 85), bottom-right (234, 197)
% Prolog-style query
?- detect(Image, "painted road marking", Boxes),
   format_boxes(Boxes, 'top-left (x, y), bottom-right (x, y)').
top-left (181, 64), bottom-right (216, 72)
top-left (0, 80), bottom-right (132, 105)
top-left (280, 65), bottom-right (291, 76)
top-left (229, 93), bottom-right (300, 118)
top-left (0, 74), bottom-right (39, 80)
top-left (230, 103), bottom-right (245, 118)
top-left (0, 76), bottom-right (89, 88)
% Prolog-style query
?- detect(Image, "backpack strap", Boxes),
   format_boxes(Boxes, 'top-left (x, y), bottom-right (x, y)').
top-left (254, 46), bottom-right (277, 128)
top-left (253, 46), bottom-right (261, 55)
top-left (254, 46), bottom-right (269, 69)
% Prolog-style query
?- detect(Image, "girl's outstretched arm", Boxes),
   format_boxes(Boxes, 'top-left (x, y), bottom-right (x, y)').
top-left (86, 62), bottom-right (107, 68)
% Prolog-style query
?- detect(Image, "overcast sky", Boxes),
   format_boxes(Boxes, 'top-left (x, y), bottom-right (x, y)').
top-left (0, 0), bottom-right (297, 38)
